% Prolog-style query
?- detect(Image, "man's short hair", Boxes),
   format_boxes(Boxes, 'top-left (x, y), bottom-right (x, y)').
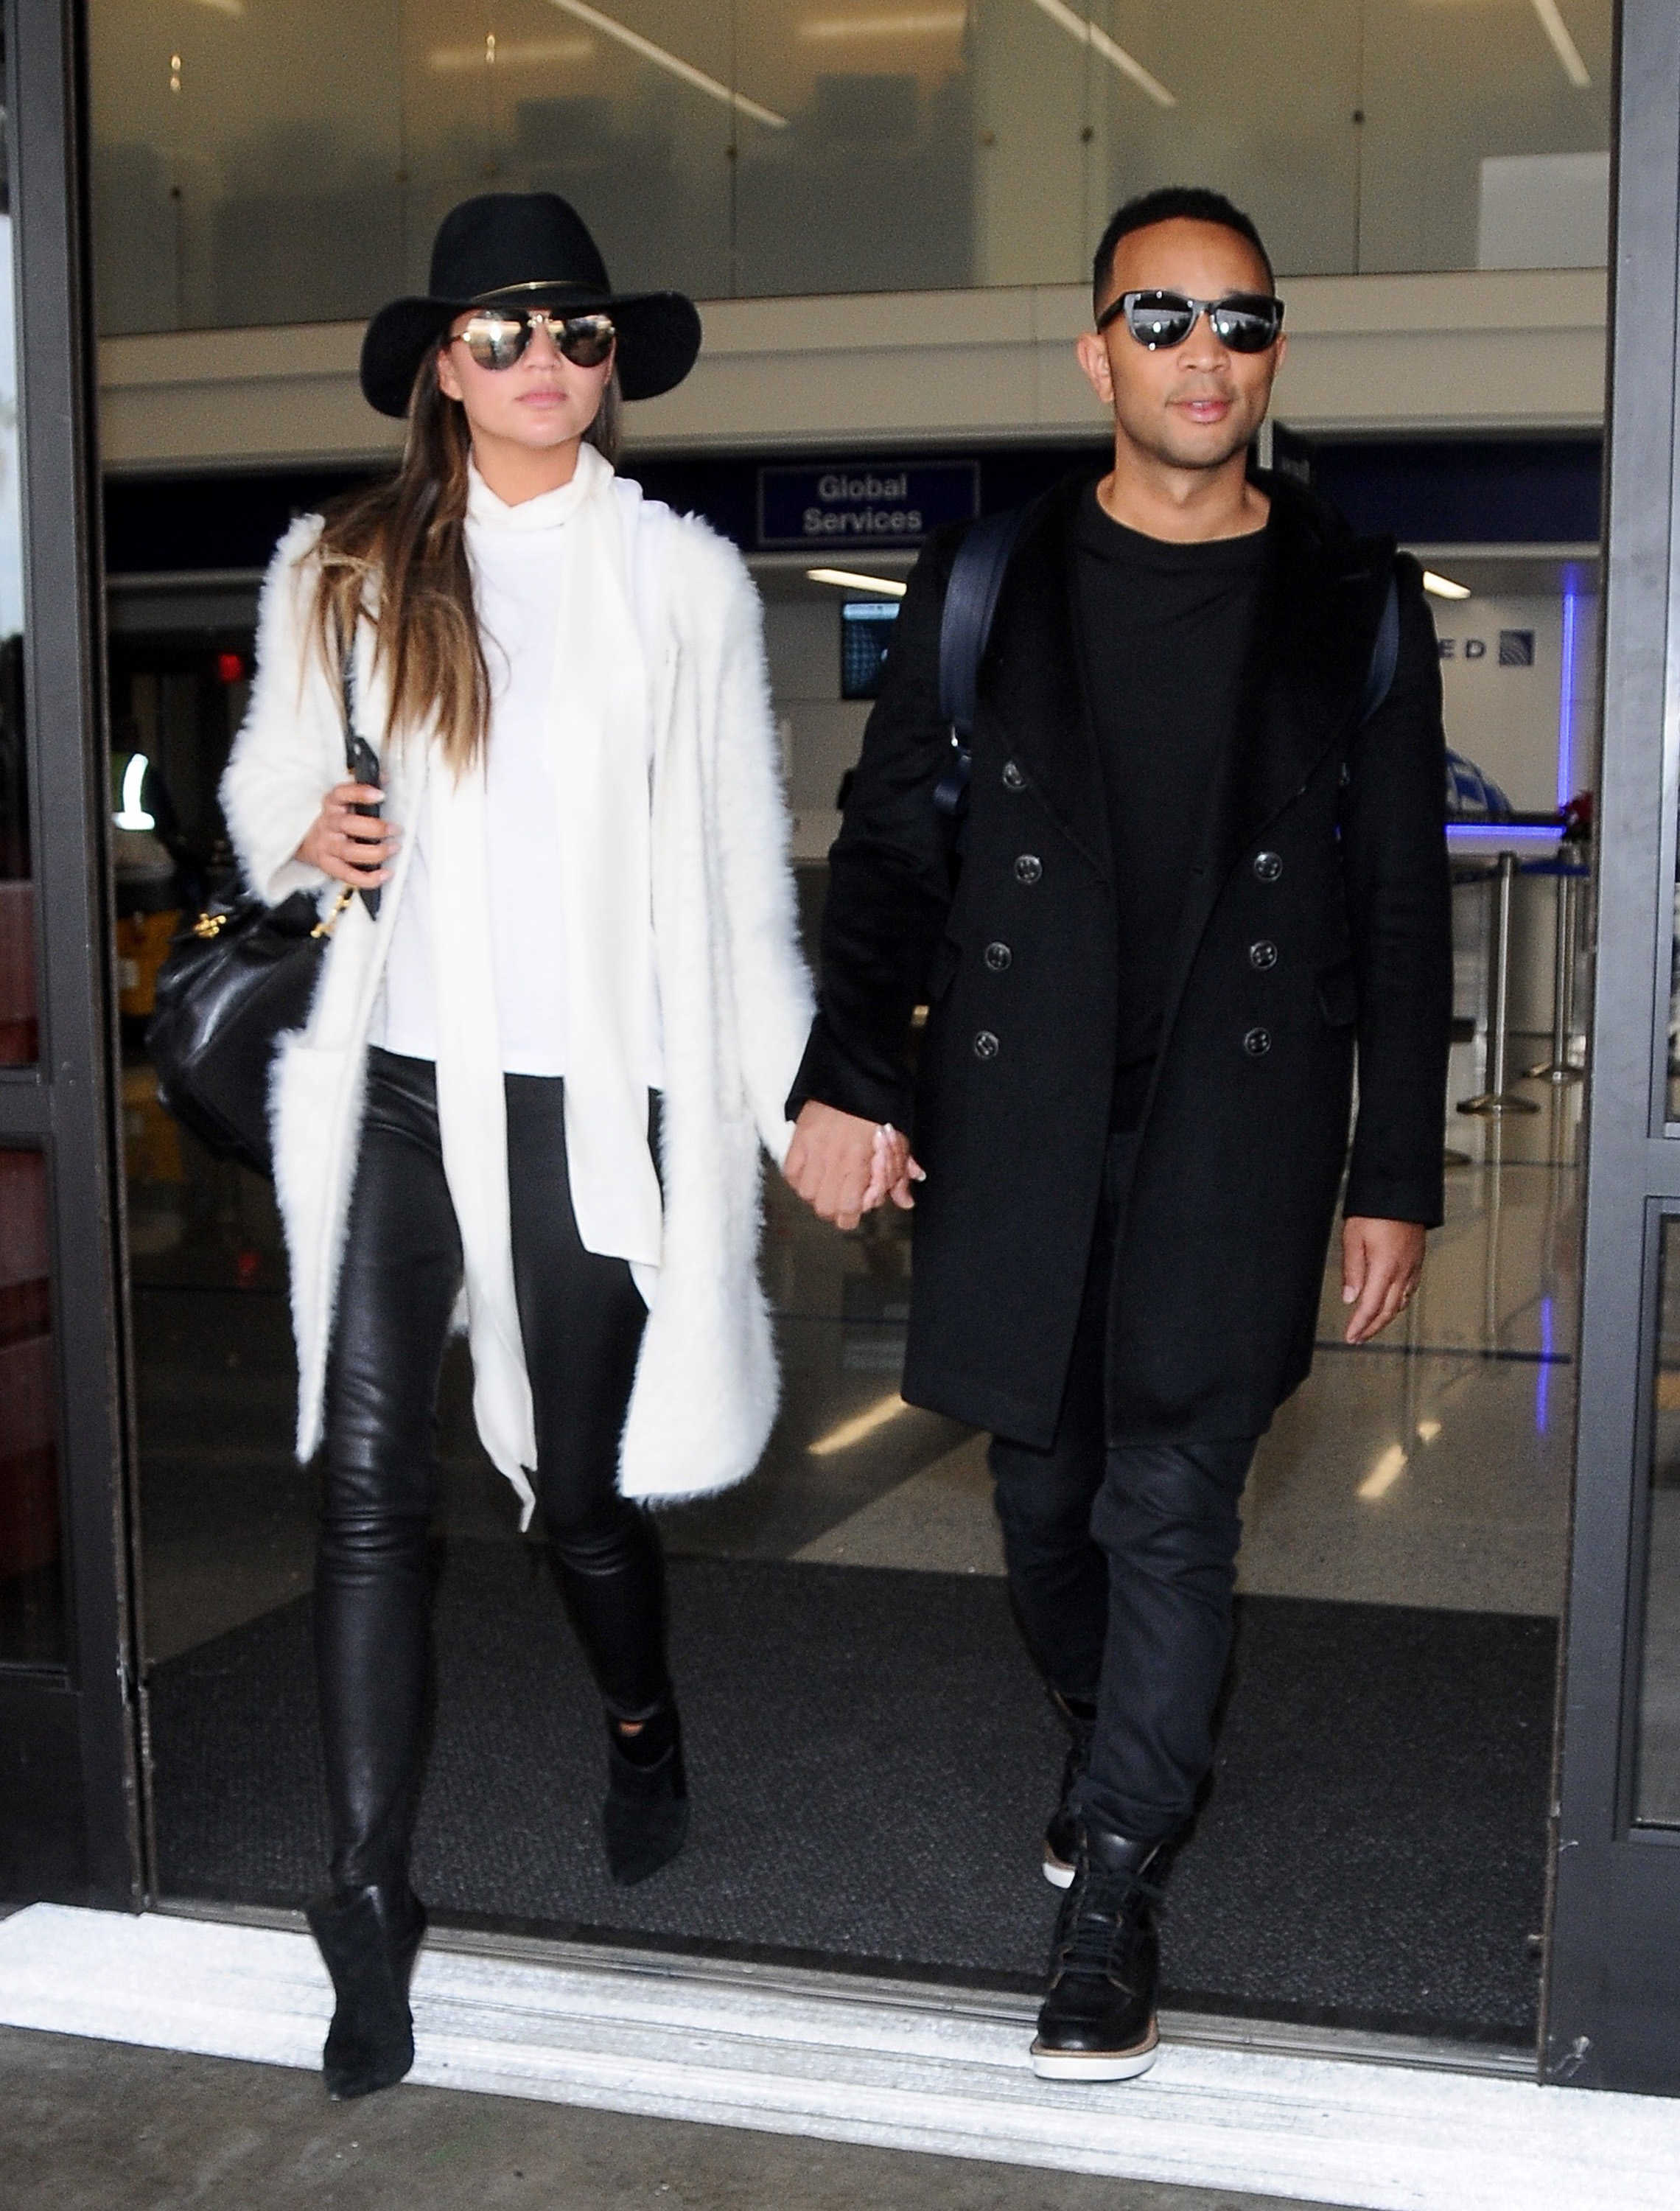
top-left (1091, 187), bottom-right (1275, 312)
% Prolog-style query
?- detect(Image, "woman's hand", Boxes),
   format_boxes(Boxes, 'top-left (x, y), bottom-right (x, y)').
top-left (293, 780), bottom-right (401, 887)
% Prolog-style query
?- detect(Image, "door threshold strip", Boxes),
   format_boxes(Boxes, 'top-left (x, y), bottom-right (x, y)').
top-left (4, 1903), bottom-right (1670, 2211)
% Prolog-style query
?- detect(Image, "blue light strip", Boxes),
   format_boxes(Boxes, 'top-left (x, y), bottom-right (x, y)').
top-left (1537, 1295), bottom-right (1553, 1436)
top-left (1558, 567), bottom-right (1580, 809)
top-left (1445, 822), bottom-right (1566, 846)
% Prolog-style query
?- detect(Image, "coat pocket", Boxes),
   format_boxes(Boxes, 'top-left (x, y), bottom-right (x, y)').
top-left (1316, 957), bottom-right (1359, 1028)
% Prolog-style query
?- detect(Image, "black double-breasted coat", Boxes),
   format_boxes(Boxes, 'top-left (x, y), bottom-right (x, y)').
top-left (789, 469), bottom-right (1452, 1450)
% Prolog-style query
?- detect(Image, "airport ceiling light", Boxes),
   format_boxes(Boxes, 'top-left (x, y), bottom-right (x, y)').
top-left (545, 0), bottom-right (789, 128)
top-left (1530, 0), bottom-right (1592, 89)
top-left (113, 755), bottom-right (155, 833)
top-left (1422, 570), bottom-right (1472, 601)
top-left (800, 10), bottom-right (967, 38)
top-left (1025, 0), bottom-right (1175, 110)
top-left (808, 567), bottom-right (909, 595)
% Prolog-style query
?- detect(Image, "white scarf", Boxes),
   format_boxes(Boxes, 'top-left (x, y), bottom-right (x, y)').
top-left (424, 444), bottom-right (662, 1496)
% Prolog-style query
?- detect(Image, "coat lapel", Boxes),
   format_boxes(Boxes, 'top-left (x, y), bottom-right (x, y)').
top-left (979, 478), bottom-right (1113, 879)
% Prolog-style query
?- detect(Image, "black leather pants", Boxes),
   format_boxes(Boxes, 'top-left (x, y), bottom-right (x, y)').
top-left (315, 1047), bottom-right (667, 1893)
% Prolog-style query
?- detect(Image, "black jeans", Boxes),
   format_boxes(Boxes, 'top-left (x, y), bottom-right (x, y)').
top-left (990, 1136), bottom-right (1257, 1845)
top-left (315, 1047), bottom-right (668, 1892)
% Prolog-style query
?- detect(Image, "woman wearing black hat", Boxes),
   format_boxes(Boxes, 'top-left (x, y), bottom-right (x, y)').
top-left (220, 195), bottom-right (813, 2099)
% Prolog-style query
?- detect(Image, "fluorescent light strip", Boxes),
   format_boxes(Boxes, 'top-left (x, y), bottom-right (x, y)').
top-left (430, 38), bottom-right (593, 72)
top-left (808, 567), bottom-right (909, 596)
top-left (1025, 0), bottom-right (1175, 111)
top-left (808, 1393), bottom-right (910, 1456)
top-left (545, 0), bottom-right (789, 129)
top-left (802, 10), bottom-right (967, 39)
top-left (1422, 569), bottom-right (1471, 601)
top-left (1529, 0), bottom-right (1591, 89)
top-left (189, 0), bottom-right (245, 15)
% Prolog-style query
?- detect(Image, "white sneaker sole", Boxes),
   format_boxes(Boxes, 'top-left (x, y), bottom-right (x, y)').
top-left (1041, 1849), bottom-right (1075, 1890)
top-left (1029, 2027), bottom-right (1159, 2083)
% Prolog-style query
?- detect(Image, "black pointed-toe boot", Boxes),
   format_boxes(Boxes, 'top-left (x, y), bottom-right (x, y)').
top-left (307, 1882), bottom-right (428, 2100)
top-left (1031, 1826), bottom-right (1163, 2081)
top-left (1043, 1692), bottom-right (1096, 1890)
top-left (603, 1704), bottom-right (689, 1886)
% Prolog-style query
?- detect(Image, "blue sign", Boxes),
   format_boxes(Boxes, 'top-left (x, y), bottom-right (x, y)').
top-left (756, 461), bottom-right (979, 551)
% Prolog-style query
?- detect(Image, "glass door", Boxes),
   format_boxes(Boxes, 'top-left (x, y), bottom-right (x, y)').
top-left (1544, 0), bottom-right (1680, 2094)
top-left (0, 0), bottom-right (138, 1907)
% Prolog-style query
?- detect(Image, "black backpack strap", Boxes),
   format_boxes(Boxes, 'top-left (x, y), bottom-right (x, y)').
top-left (1359, 567), bottom-right (1401, 724)
top-left (934, 507), bottom-right (1026, 821)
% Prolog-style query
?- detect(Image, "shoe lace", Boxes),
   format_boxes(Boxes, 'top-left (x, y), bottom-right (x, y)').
top-left (1052, 1859), bottom-right (1163, 1980)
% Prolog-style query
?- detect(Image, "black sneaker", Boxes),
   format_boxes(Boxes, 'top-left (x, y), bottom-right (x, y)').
top-left (1043, 1693), bottom-right (1094, 1890)
top-left (1030, 1826), bottom-right (1163, 2081)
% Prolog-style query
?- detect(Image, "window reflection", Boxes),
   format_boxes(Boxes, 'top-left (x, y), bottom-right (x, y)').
top-left (1639, 1220), bottom-right (1680, 1825)
top-left (0, 56), bottom-right (32, 1067)
top-left (0, 1150), bottom-right (63, 1665)
top-left (86, 1), bottom-right (1614, 335)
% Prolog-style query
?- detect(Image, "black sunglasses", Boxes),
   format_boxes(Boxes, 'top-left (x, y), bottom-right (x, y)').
top-left (452, 308), bottom-right (617, 372)
top-left (1096, 289), bottom-right (1284, 354)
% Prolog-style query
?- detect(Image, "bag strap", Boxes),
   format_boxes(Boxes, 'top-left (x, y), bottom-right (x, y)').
top-left (934, 507), bottom-right (1026, 823)
top-left (1359, 568), bottom-right (1401, 724)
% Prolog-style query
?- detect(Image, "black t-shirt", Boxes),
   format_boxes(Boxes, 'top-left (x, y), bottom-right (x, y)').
top-left (1072, 483), bottom-right (1269, 1122)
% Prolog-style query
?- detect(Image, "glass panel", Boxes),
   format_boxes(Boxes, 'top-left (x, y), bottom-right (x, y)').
top-left (1097, 2), bottom-right (1361, 277)
top-left (1638, 1218), bottom-right (1680, 1826)
top-left (1359, 0), bottom-right (1614, 275)
top-left (85, 0), bottom-right (1621, 328)
top-left (0, 80), bottom-right (32, 1068)
top-left (0, 1150), bottom-right (64, 1664)
top-left (735, 0), bottom-right (975, 297)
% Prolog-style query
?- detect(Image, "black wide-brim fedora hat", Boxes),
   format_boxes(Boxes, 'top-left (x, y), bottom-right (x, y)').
top-left (360, 192), bottom-right (702, 417)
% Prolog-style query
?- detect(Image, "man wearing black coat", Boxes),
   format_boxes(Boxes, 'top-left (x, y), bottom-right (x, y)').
top-left (784, 186), bottom-right (1451, 2081)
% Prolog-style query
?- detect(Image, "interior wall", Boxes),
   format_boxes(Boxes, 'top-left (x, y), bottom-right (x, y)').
top-left (1435, 587), bottom-right (1601, 811)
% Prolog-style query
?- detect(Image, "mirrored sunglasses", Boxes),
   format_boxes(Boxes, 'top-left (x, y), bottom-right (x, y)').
top-left (452, 308), bottom-right (617, 372)
top-left (1096, 289), bottom-right (1284, 354)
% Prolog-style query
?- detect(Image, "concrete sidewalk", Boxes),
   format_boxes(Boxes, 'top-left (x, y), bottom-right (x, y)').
top-left (1, 2026), bottom-right (1327, 2211)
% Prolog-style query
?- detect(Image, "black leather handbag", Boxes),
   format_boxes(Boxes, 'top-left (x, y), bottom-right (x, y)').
top-left (147, 645), bottom-right (371, 1179)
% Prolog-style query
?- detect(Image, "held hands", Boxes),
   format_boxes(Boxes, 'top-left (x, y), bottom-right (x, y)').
top-left (293, 780), bottom-right (400, 888)
top-left (1342, 1216), bottom-right (1427, 1344)
top-left (783, 1100), bottom-right (925, 1231)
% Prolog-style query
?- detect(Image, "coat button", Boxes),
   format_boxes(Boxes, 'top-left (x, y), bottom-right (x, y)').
top-left (1014, 853), bottom-right (1043, 885)
top-left (1242, 1026), bottom-right (1273, 1058)
top-left (1249, 939), bottom-right (1278, 971)
top-left (1002, 761), bottom-right (1026, 792)
top-left (973, 1030), bottom-right (1000, 1060)
top-left (1253, 850), bottom-right (1283, 883)
top-left (985, 940), bottom-right (1012, 971)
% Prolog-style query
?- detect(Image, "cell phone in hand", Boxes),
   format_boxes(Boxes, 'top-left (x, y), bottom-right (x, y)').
top-left (345, 734), bottom-right (384, 918)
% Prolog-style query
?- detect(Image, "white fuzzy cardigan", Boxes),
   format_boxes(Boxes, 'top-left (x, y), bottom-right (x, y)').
top-left (220, 478), bottom-right (814, 1507)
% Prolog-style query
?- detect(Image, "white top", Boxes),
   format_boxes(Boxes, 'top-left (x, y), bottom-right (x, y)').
top-left (377, 461), bottom-right (662, 1084)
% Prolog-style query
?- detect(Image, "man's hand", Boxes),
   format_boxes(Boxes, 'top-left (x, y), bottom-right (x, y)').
top-left (784, 1102), bottom-right (925, 1230)
top-left (1342, 1216), bottom-right (1427, 1344)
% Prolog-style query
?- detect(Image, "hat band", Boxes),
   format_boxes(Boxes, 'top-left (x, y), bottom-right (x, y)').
top-left (472, 276), bottom-right (604, 304)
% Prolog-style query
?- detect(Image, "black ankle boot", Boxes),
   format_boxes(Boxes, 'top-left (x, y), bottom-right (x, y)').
top-left (1031, 1826), bottom-right (1163, 2081)
top-left (603, 1705), bottom-right (688, 1886)
top-left (306, 1882), bottom-right (427, 2100)
top-left (1043, 1692), bottom-right (1096, 1890)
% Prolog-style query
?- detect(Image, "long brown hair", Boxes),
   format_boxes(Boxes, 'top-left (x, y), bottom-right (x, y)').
top-left (309, 346), bottom-right (622, 775)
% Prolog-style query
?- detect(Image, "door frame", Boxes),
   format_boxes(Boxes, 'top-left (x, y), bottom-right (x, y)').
top-left (1543, 0), bottom-right (1680, 2092)
top-left (0, 0), bottom-right (139, 1907)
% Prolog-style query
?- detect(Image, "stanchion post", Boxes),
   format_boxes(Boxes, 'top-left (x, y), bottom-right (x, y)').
top-left (1460, 851), bottom-right (1541, 1116)
top-left (1527, 865), bottom-right (1586, 1082)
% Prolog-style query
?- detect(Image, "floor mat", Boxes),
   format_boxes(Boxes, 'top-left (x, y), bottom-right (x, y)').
top-left (147, 1545), bottom-right (1553, 2042)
